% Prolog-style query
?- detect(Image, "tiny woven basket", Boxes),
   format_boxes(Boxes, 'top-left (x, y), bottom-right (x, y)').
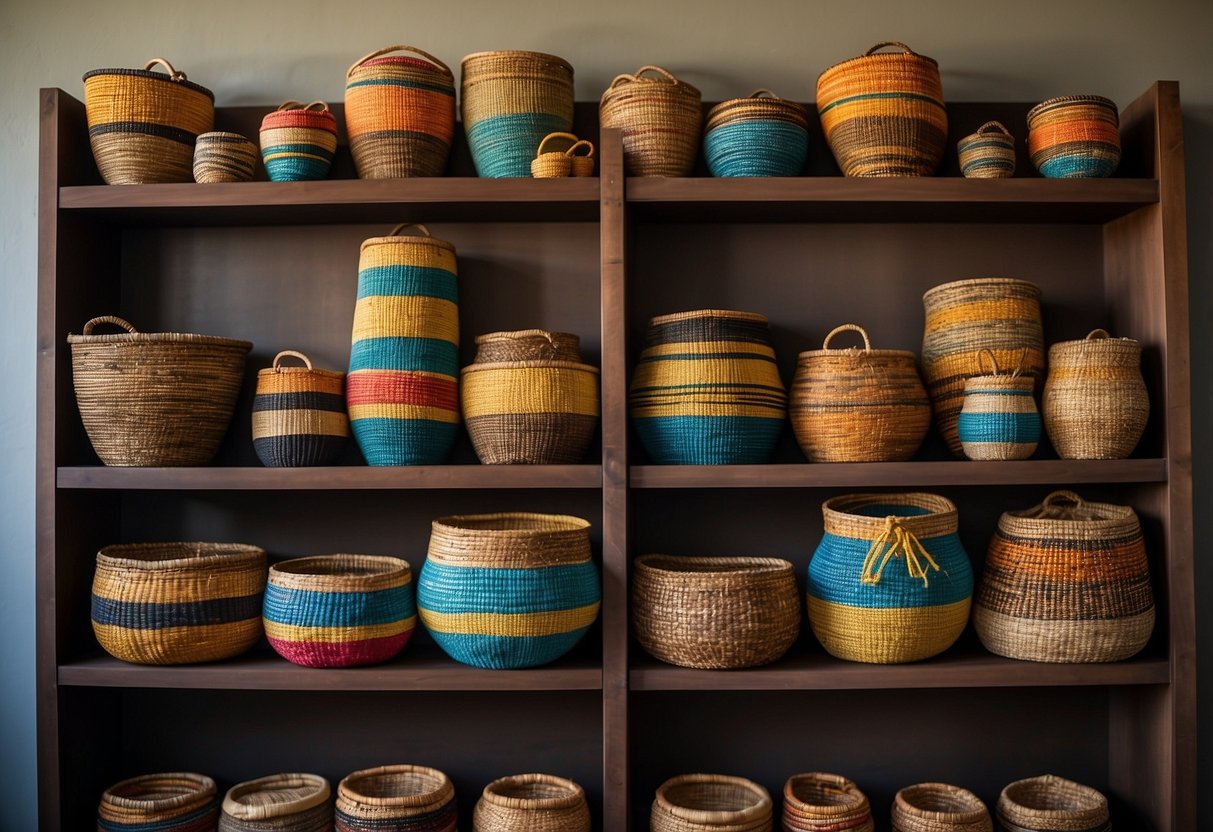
top-left (704, 89), bottom-right (809, 177)
top-left (600, 65), bottom-right (703, 177)
top-left (892, 783), bottom-right (992, 832)
top-left (220, 773), bottom-right (333, 832)
top-left (91, 542), bottom-right (267, 665)
top-left (264, 554), bottom-right (416, 668)
top-left (1027, 95), bottom-right (1120, 179)
top-left (193, 131), bottom-right (259, 183)
top-left (473, 773), bottom-right (590, 832)
top-left (253, 350), bottom-right (348, 467)
top-left (782, 772), bottom-right (874, 832)
top-left (651, 774), bottom-right (773, 832)
top-left (567, 140), bottom-right (596, 176)
top-left (957, 121), bottom-right (1016, 179)
top-left (83, 57), bottom-right (215, 184)
top-left (996, 775), bottom-right (1110, 832)
top-left (474, 330), bottom-right (583, 364)
top-left (99, 772), bottom-right (219, 832)
top-left (335, 765), bottom-right (457, 832)
top-left (632, 555), bottom-right (800, 670)
top-left (957, 349), bottom-right (1041, 461)
top-left (531, 132), bottom-right (577, 178)
top-left (260, 101), bottom-right (338, 182)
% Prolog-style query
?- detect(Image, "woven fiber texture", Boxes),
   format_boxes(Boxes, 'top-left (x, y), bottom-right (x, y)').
top-left (568, 140), bottom-right (596, 176)
top-left (807, 493), bottom-right (973, 664)
top-left (892, 784), bottom-right (992, 832)
top-left (1042, 329), bottom-right (1148, 460)
top-left (253, 351), bottom-right (348, 468)
top-left (220, 773), bottom-right (332, 832)
top-left (816, 42), bottom-right (946, 177)
top-left (91, 542), bottom-right (266, 665)
top-left (335, 765), bottom-right (457, 832)
top-left (600, 65), bottom-right (703, 177)
top-left (790, 323), bottom-right (931, 463)
top-left (461, 51), bottom-right (575, 178)
top-left (630, 309), bottom-right (787, 465)
top-left (632, 555), bottom-right (800, 669)
top-left (651, 774), bottom-right (773, 832)
top-left (264, 554), bottom-right (416, 668)
top-left (473, 773), bottom-right (590, 832)
top-left (957, 350), bottom-right (1041, 461)
top-left (83, 58), bottom-right (215, 184)
top-left (69, 316), bottom-right (252, 467)
top-left (474, 330), bottom-right (582, 364)
top-left (958, 121), bottom-right (1016, 179)
top-left (345, 45), bottom-right (456, 178)
top-left (996, 775), bottom-right (1110, 832)
top-left (259, 101), bottom-right (338, 182)
top-left (921, 278), bottom-right (1044, 456)
top-left (531, 132), bottom-right (577, 178)
top-left (193, 131), bottom-right (258, 183)
top-left (704, 89), bottom-right (808, 178)
top-left (974, 490), bottom-right (1154, 663)
top-left (419, 513), bottom-right (601, 669)
top-left (98, 772), bottom-right (219, 832)
top-left (782, 772), bottom-right (874, 832)
top-left (347, 224), bottom-right (460, 465)
top-left (1027, 95), bottom-right (1120, 179)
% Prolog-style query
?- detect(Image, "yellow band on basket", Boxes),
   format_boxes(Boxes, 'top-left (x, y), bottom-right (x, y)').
top-left (252, 409), bottom-right (349, 440)
top-left (419, 602), bottom-right (600, 637)
top-left (925, 298), bottom-right (1042, 332)
top-left (259, 126), bottom-right (338, 152)
top-left (92, 620), bottom-right (261, 662)
top-left (352, 295), bottom-right (459, 344)
top-left (806, 596), bottom-right (971, 664)
top-left (641, 340), bottom-right (778, 359)
top-left (348, 404), bottom-right (461, 424)
top-left (462, 368), bottom-right (599, 418)
top-left (360, 242), bottom-right (457, 274)
top-left (263, 616), bottom-right (416, 644)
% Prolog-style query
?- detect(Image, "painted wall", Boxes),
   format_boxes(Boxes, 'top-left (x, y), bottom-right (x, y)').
top-left (2, 1), bottom-right (1209, 827)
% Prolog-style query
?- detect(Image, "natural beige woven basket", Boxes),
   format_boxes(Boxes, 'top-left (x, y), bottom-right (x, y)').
top-left (892, 783), bottom-right (992, 832)
top-left (220, 772), bottom-right (332, 831)
top-left (996, 775), bottom-right (1110, 832)
top-left (651, 774), bottom-right (773, 832)
top-left (473, 773), bottom-right (590, 832)
top-left (600, 65), bottom-right (702, 177)
top-left (783, 772), bottom-right (874, 832)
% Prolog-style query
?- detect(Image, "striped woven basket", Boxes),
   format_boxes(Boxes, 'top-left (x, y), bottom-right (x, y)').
top-left (957, 350), bottom-right (1041, 461)
top-left (996, 775), bottom-right (1110, 832)
top-left (347, 224), bottom-right (460, 465)
top-left (461, 51), bottom-right (575, 178)
top-left (345, 45), bottom-right (456, 179)
top-left (193, 131), bottom-right (259, 183)
top-left (1027, 95), bottom-right (1121, 179)
top-left (99, 772), bottom-right (219, 832)
top-left (892, 783), bottom-right (992, 832)
top-left (816, 42), bottom-right (947, 177)
top-left (651, 774), bottom-right (773, 832)
top-left (473, 773), bottom-right (591, 832)
top-left (600, 65), bottom-right (703, 177)
top-left (418, 513), bottom-right (601, 669)
top-left (264, 554), bottom-right (416, 668)
top-left (704, 89), bottom-right (809, 178)
top-left (790, 323), bottom-right (931, 463)
top-left (253, 350), bottom-right (348, 467)
top-left (783, 772), bottom-right (874, 832)
top-left (83, 57), bottom-right (214, 184)
top-left (259, 101), bottom-right (338, 182)
top-left (974, 490), bottom-right (1154, 663)
top-left (92, 542), bottom-right (266, 665)
top-left (335, 765), bottom-right (457, 832)
top-left (220, 773), bottom-right (332, 832)
top-left (957, 121), bottom-right (1016, 179)
top-left (807, 494), bottom-right (973, 664)
top-left (921, 278), bottom-right (1044, 456)
top-left (1043, 329), bottom-right (1148, 460)
top-left (630, 309), bottom-right (787, 465)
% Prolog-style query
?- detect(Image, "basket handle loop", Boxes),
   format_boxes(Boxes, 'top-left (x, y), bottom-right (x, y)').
top-left (634, 65), bottom-right (681, 84)
top-left (82, 316), bottom-right (138, 336)
top-left (536, 132), bottom-right (579, 157)
top-left (749, 89), bottom-right (780, 99)
top-left (977, 348), bottom-right (1001, 376)
top-left (276, 100), bottom-right (304, 111)
top-left (387, 223), bottom-right (431, 238)
top-left (822, 324), bottom-right (872, 351)
top-left (861, 516), bottom-right (941, 589)
top-left (566, 140), bottom-right (595, 158)
top-left (276, 100), bottom-right (331, 113)
top-left (865, 41), bottom-right (918, 56)
top-left (977, 120), bottom-right (1012, 136)
top-left (1086, 328), bottom-right (1112, 340)
top-left (1042, 490), bottom-right (1085, 509)
top-left (272, 350), bottom-right (314, 371)
top-left (347, 45), bottom-right (452, 80)
top-left (144, 58), bottom-right (186, 81)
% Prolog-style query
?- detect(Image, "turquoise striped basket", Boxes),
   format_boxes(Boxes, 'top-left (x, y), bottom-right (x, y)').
top-left (704, 90), bottom-right (809, 177)
top-left (958, 352), bottom-right (1041, 461)
top-left (259, 100), bottom-right (338, 182)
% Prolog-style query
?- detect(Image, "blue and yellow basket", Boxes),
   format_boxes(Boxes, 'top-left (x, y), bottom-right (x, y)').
top-left (958, 350), bottom-right (1040, 461)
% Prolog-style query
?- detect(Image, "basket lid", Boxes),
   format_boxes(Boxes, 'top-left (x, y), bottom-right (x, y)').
top-left (67, 316), bottom-right (252, 350)
top-left (257, 350), bottom-right (345, 379)
top-left (84, 58), bottom-right (214, 101)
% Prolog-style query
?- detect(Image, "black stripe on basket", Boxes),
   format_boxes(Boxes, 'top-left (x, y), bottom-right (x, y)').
top-left (89, 120), bottom-right (200, 146)
top-left (252, 392), bottom-right (347, 413)
top-left (647, 317), bottom-right (773, 346)
top-left (83, 67), bottom-right (215, 100)
top-left (91, 593), bottom-right (263, 629)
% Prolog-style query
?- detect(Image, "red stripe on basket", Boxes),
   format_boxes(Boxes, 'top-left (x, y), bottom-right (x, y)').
top-left (268, 631), bottom-right (411, 668)
top-left (347, 371), bottom-right (459, 409)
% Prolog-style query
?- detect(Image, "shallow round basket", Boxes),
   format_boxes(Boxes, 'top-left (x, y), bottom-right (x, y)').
top-left (651, 773), bottom-right (773, 832)
top-left (996, 775), bottom-right (1109, 832)
top-left (782, 772), bottom-right (873, 832)
top-left (892, 783), bottom-right (992, 832)
top-left (98, 772), bottom-right (219, 830)
top-left (220, 772), bottom-right (332, 831)
top-left (473, 773), bottom-right (590, 832)
top-left (335, 764), bottom-right (457, 831)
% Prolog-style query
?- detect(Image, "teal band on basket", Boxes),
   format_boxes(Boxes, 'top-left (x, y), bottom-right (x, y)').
top-left (355, 265), bottom-right (460, 302)
top-left (424, 630), bottom-right (593, 670)
top-left (263, 583), bottom-right (416, 627)
top-left (465, 112), bottom-right (572, 177)
top-left (349, 419), bottom-right (459, 466)
top-left (262, 143), bottom-right (334, 181)
top-left (704, 120), bottom-right (808, 177)
top-left (348, 337), bottom-right (460, 375)
top-left (633, 415), bottom-right (784, 465)
top-left (1038, 151), bottom-right (1119, 178)
top-left (808, 532), bottom-right (972, 609)
top-left (417, 561), bottom-right (602, 613)
top-left (957, 411), bottom-right (1042, 444)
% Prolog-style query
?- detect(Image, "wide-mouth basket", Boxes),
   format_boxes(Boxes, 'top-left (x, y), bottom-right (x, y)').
top-left (821, 493), bottom-right (958, 539)
top-left (893, 783), bottom-right (991, 830)
top-left (99, 772), bottom-right (218, 824)
top-left (428, 513), bottom-right (592, 567)
top-left (998, 490), bottom-right (1139, 534)
top-left (480, 773), bottom-right (586, 811)
top-left (921, 277), bottom-right (1042, 306)
top-left (996, 775), bottom-right (1109, 831)
top-left (783, 772), bottom-right (871, 827)
top-left (268, 554), bottom-right (411, 592)
top-left (97, 541), bottom-right (266, 573)
top-left (473, 329), bottom-right (583, 364)
top-left (222, 772), bottom-right (331, 822)
top-left (336, 765), bottom-right (454, 814)
top-left (653, 774), bottom-right (772, 830)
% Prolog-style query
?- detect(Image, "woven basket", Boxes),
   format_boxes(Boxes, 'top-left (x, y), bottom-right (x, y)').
top-left (892, 784), bottom-right (992, 832)
top-left (253, 350), bottom-right (348, 467)
top-left (335, 765), bottom-right (457, 832)
top-left (193, 131), bottom-right (259, 183)
top-left (220, 773), bottom-right (332, 832)
top-left (957, 121), bottom-right (1016, 179)
top-left (83, 57), bottom-right (214, 184)
top-left (99, 772), bottom-right (219, 832)
top-left (568, 140), bottom-right (596, 177)
top-left (630, 309), bottom-right (787, 465)
top-left (1027, 95), bottom-right (1120, 179)
top-left (651, 774), bottom-right (773, 832)
top-left (260, 101), bottom-right (338, 182)
top-left (600, 65), bottom-right (703, 177)
top-left (704, 89), bottom-right (809, 178)
top-left (921, 278), bottom-right (1044, 456)
top-left (461, 51), bottom-right (575, 178)
top-left (345, 45), bottom-right (456, 179)
top-left (348, 224), bottom-right (460, 465)
top-left (1043, 329), bottom-right (1148, 460)
top-left (68, 316), bottom-right (252, 467)
top-left (264, 554), bottom-right (416, 668)
top-left (782, 772), bottom-right (874, 832)
top-left (816, 42), bottom-right (946, 177)
top-left (418, 513), bottom-right (601, 669)
top-left (958, 350), bottom-right (1041, 461)
top-left (474, 330), bottom-right (583, 364)
top-left (790, 323), bottom-right (931, 463)
top-left (807, 494), bottom-right (973, 664)
top-left (974, 490), bottom-right (1154, 663)
top-left (632, 555), bottom-right (800, 669)
top-left (996, 775), bottom-right (1110, 832)
top-left (92, 542), bottom-right (266, 665)
top-left (473, 773), bottom-right (590, 832)
top-left (531, 132), bottom-right (577, 178)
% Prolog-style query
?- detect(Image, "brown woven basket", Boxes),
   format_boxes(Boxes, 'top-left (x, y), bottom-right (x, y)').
top-left (473, 773), bottom-right (590, 832)
top-left (996, 775), bottom-right (1109, 832)
top-left (652, 774), bottom-right (773, 832)
top-left (567, 140), bottom-right (596, 177)
top-left (193, 131), bottom-right (259, 183)
top-left (782, 772), bottom-right (874, 832)
top-left (220, 773), bottom-right (332, 832)
top-left (99, 772), bottom-right (219, 829)
top-left (892, 783), bottom-right (992, 832)
top-left (474, 330), bottom-right (582, 364)
top-left (335, 765), bottom-right (457, 830)
top-left (600, 65), bottom-right (703, 177)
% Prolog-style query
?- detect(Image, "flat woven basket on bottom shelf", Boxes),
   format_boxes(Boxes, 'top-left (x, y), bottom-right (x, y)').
top-left (996, 775), bottom-right (1110, 832)
top-left (782, 772), bottom-right (874, 832)
top-left (892, 783), bottom-right (992, 832)
top-left (335, 765), bottom-right (457, 832)
top-left (651, 774), bottom-right (773, 832)
top-left (98, 772), bottom-right (219, 831)
top-left (220, 773), bottom-right (332, 831)
top-left (473, 773), bottom-right (590, 832)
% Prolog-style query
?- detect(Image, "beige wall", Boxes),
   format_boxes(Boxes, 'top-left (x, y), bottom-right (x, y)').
top-left (2, 1), bottom-right (1210, 825)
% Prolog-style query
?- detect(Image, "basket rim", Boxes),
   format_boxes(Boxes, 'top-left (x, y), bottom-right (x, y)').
top-left (260, 108), bottom-right (339, 128)
top-left (474, 328), bottom-right (579, 344)
top-left (352, 55), bottom-right (454, 79)
top-left (480, 773), bottom-right (585, 810)
top-left (1001, 494), bottom-right (1138, 527)
top-left (359, 234), bottom-right (456, 254)
top-left (1047, 334), bottom-right (1140, 351)
top-left (655, 773), bottom-right (772, 823)
top-left (257, 365), bottom-right (346, 380)
top-left (222, 773), bottom-right (331, 820)
top-left (821, 493), bottom-right (958, 536)
top-left (998, 774), bottom-right (1108, 820)
top-left (1027, 94), bottom-right (1119, 125)
top-left (460, 50), bottom-right (574, 74)
top-left (635, 554), bottom-right (794, 579)
top-left (921, 277), bottom-right (1042, 303)
top-left (783, 771), bottom-right (868, 813)
top-left (100, 772), bottom-right (217, 812)
top-left (431, 512), bottom-right (591, 534)
top-left (268, 554), bottom-right (411, 586)
top-left (816, 46), bottom-right (939, 86)
top-left (96, 542), bottom-right (266, 570)
top-left (337, 764), bottom-right (453, 808)
top-left (67, 330), bottom-right (253, 349)
top-left (83, 66), bottom-right (215, 101)
top-left (796, 346), bottom-right (917, 361)
top-left (895, 782), bottom-right (988, 821)
top-left (461, 359), bottom-right (599, 374)
top-left (647, 308), bottom-right (769, 328)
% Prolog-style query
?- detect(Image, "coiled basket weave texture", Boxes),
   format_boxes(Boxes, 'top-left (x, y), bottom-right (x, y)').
top-left (418, 513), bottom-right (601, 669)
top-left (651, 774), bottom-right (773, 832)
top-left (704, 89), bottom-right (808, 178)
top-left (630, 310), bottom-right (787, 465)
top-left (807, 494), bottom-right (973, 664)
top-left (253, 350), bottom-right (348, 467)
top-left (83, 57), bottom-right (214, 184)
top-left (98, 772), bottom-right (219, 832)
top-left (68, 316), bottom-right (252, 467)
top-left (957, 121), bottom-right (1016, 179)
top-left (600, 65), bottom-right (703, 177)
top-left (974, 490), bottom-right (1154, 663)
top-left (220, 773), bottom-right (332, 832)
top-left (996, 775), bottom-right (1110, 832)
top-left (192, 131), bottom-right (259, 183)
top-left (473, 773), bottom-right (590, 832)
top-left (892, 783), bottom-right (992, 832)
top-left (348, 224), bottom-right (460, 465)
top-left (1027, 95), bottom-right (1121, 179)
top-left (957, 350), bottom-right (1041, 461)
top-left (335, 765), bottom-right (457, 832)
top-left (264, 555), bottom-right (416, 668)
top-left (782, 772), bottom-right (874, 832)
top-left (632, 555), bottom-right (800, 669)
top-left (91, 542), bottom-right (266, 665)
top-left (259, 101), bottom-right (338, 182)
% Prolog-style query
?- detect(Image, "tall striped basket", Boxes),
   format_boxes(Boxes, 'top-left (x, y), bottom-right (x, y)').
top-left (957, 349), bottom-right (1041, 461)
top-left (704, 90), bottom-right (809, 178)
top-left (600, 65), bottom-right (703, 177)
top-left (99, 773), bottom-right (219, 832)
top-left (630, 309), bottom-right (787, 465)
top-left (347, 224), bottom-right (460, 465)
top-left (220, 773), bottom-right (332, 832)
top-left (418, 513), bottom-right (601, 669)
top-left (259, 101), bottom-right (339, 182)
top-left (336, 765), bottom-right (457, 832)
top-left (252, 350), bottom-right (348, 467)
top-left (807, 494), bottom-right (973, 664)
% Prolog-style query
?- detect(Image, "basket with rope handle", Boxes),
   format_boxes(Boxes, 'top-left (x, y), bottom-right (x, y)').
top-left (531, 132), bottom-right (577, 178)
top-left (957, 347), bottom-right (1041, 461)
top-left (260, 100), bottom-right (339, 182)
top-left (958, 120), bottom-right (1016, 179)
top-left (600, 65), bottom-right (702, 177)
top-left (253, 350), bottom-right (348, 467)
top-left (566, 140), bottom-right (596, 176)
